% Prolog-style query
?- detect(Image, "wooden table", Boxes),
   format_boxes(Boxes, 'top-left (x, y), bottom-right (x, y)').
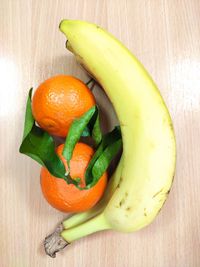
top-left (0, 1), bottom-right (199, 266)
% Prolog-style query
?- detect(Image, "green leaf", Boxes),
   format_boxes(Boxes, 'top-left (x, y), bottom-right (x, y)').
top-left (19, 89), bottom-right (66, 178)
top-left (62, 106), bottom-right (96, 166)
top-left (91, 139), bottom-right (122, 182)
top-left (22, 88), bottom-right (34, 141)
top-left (80, 107), bottom-right (102, 145)
top-left (85, 126), bottom-right (122, 188)
top-left (62, 106), bottom-right (99, 186)
top-left (89, 107), bottom-right (102, 147)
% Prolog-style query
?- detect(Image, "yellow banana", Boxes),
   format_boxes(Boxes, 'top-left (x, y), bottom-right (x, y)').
top-left (44, 20), bottom-right (176, 257)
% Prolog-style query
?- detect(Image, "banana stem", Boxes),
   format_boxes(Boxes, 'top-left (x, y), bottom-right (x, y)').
top-left (61, 213), bottom-right (110, 243)
top-left (63, 207), bottom-right (103, 229)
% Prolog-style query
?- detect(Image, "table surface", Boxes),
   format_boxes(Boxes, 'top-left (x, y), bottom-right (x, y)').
top-left (0, 1), bottom-right (200, 267)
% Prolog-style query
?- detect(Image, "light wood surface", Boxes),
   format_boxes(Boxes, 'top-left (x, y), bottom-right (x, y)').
top-left (0, 1), bottom-right (200, 266)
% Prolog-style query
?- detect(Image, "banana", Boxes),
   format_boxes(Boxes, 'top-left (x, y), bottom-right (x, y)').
top-left (44, 20), bottom-right (176, 256)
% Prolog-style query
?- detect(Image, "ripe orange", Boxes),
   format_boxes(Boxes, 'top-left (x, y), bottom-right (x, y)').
top-left (32, 75), bottom-right (96, 137)
top-left (40, 143), bottom-right (107, 212)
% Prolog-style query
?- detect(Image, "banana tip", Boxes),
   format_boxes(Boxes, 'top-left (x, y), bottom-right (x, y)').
top-left (59, 19), bottom-right (69, 33)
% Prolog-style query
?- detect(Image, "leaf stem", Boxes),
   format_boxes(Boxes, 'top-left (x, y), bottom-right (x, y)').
top-left (85, 78), bottom-right (96, 91)
top-left (85, 77), bottom-right (94, 86)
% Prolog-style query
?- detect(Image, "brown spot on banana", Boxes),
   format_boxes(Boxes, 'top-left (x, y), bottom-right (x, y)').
top-left (144, 208), bottom-right (147, 217)
top-left (117, 176), bottom-right (123, 189)
top-left (119, 199), bottom-right (125, 207)
top-left (118, 191), bottom-right (129, 207)
top-left (153, 188), bottom-right (164, 198)
top-left (167, 189), bottom-right (171, 195)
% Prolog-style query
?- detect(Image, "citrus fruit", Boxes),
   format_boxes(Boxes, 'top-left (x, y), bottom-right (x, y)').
top-left (40, 142), bottom-right (107, 212)
top-left (32, 75), bottom-right (96, 137)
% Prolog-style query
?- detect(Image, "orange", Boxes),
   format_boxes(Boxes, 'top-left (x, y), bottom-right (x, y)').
top-left (32, 75), bottom-right (96, 137)
top-left (40, 143), bottom-right (107, 212)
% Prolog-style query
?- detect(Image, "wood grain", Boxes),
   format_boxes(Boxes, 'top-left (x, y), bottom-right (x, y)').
top-left (0, 0), bottom-right (200, 266)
